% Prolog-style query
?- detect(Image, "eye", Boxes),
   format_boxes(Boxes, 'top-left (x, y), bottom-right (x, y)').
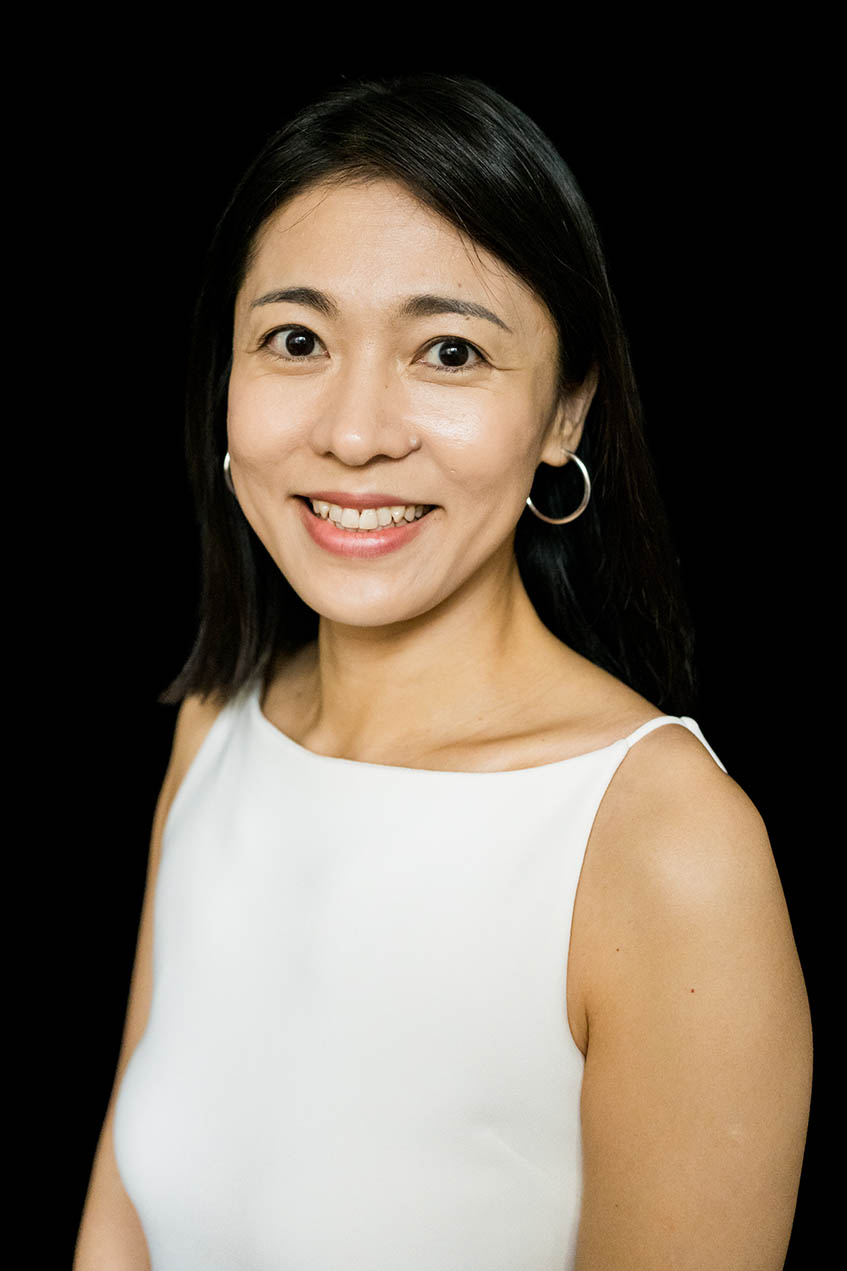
top-left (420, 338), bottom-right (487, 375)
top-left (259, 326), bottom-right (327, 360)
top-left (257, 327), bottom-right (487, 374)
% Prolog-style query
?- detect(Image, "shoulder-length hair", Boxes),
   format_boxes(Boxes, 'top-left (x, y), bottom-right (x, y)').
top-left (163, 71), bottom-right (696, 714)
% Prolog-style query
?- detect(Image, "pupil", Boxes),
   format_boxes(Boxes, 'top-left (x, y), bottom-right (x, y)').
top-left (441, 341), bottom-right (469, 367)
top-left (286, 329), bottom-right (315, 356)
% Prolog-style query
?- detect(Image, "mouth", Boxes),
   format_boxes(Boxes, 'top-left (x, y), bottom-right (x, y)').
top-left (298, 496), bottom-right (436, 533)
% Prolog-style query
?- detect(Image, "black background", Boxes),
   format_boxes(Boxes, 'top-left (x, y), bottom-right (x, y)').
top-left (43, 29), bottom-right (832, 1267)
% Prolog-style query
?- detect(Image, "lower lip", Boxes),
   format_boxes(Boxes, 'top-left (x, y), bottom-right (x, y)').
top-left (296, 499), bottom-right (436, 558)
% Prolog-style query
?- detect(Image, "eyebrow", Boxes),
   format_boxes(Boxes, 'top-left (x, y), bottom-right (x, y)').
top-left (249, 286), bottom-right (513, 334)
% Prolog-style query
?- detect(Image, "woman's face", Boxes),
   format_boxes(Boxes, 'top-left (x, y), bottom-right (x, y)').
top-left (227, 176), bottom-right (592, 628)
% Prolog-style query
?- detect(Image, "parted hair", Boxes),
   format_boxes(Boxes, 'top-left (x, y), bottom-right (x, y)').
top-left (162, 71), bottom-right (696, 714)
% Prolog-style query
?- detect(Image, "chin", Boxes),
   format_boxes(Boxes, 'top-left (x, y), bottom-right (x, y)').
top-left (278, 574), bottom-right (441, 630)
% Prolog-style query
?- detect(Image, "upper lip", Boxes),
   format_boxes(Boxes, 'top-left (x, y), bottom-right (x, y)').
top-left (301, 491), bottom-right (433, 509)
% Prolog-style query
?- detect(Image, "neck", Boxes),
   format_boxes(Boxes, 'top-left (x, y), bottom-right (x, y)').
top-left (287, 544), bottom-right (573, 764)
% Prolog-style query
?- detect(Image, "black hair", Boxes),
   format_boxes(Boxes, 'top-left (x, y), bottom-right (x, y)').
top-left (162, 71), bottom-right (696, 713)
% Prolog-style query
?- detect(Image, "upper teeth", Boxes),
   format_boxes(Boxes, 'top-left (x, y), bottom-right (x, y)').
top-left (309, 500), bottom-right (429, 530)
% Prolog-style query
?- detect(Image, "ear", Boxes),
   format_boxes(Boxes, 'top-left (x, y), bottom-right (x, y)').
top-left (538, 365), bottom-right (598, 467)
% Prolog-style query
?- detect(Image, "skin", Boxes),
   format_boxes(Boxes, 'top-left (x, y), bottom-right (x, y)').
top-left (227, 174), bottom-right (605, 769)
top-left (75, 176), bottom-right (812, 1269)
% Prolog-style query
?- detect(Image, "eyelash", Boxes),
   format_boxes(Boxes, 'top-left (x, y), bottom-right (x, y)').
top-left (257, 326), bottom-right (488, 375)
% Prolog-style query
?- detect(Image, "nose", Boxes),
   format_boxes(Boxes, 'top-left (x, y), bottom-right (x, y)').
top-left (307, 359), bottom-right (421, 465)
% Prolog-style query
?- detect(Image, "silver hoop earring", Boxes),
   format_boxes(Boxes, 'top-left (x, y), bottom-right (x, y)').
top-left (223, 451), bottom-right (235, 495)
top-left (525, 450), bottom-right (591, 525)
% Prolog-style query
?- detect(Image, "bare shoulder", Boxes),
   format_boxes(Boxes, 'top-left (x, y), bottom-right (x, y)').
top-left (167, 690), bottom-right (228, 785)
top-left (569, 723), bottom-right (812, 1266)
top-left (571, 722), bottom-right (799, 1027)
top-left (151, 690), bottom-right (230, 842)
top-left (591, 721), bottom-right (780, 921)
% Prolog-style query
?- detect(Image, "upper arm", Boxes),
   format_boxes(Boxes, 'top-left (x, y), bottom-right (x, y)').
top-left (74, 691), bottom-right (225, 1270)
top-left (572, 729), bottom-right (812, 1271)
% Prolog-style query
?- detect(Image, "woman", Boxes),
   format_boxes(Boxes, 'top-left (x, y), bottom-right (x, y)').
top-left (75, 72), bottom-right (812, 1269)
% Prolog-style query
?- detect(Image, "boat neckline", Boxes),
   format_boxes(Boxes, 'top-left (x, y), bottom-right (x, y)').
top-left (248, 680), bottom-right (674, 778)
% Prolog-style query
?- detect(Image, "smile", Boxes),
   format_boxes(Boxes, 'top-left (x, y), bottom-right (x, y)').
top-left (308, 498), bottom-right (433, 531)
top-left (297, 496), bottom-right (436, 558)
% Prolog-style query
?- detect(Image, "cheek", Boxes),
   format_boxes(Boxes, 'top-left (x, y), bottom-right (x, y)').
top-left (226, 371), bottom-right (301, 471)
top-left (435, 400), bottom-right (542, 500)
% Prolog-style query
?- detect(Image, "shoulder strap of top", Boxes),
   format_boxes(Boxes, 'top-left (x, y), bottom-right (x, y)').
top-left (624, 715), bottom-right (727, 773)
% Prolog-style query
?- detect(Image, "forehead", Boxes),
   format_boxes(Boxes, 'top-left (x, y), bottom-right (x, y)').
top-left (237, 176), bottom-right (551, 339)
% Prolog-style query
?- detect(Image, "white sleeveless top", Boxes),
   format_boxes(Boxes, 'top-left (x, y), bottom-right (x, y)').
top-left (113, 679), bottom-right (725, 1270)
